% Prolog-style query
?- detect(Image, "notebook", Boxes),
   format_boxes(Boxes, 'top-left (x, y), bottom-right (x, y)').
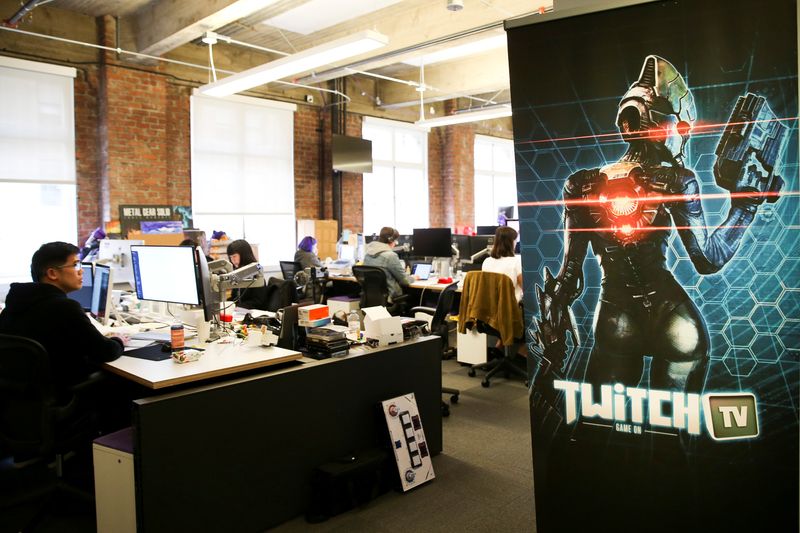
top-left (412, 263), bottom-right (433, 280)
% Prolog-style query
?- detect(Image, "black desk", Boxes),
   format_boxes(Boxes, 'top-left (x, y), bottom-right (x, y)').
top-left (131, 336), bottom-right (442, 532)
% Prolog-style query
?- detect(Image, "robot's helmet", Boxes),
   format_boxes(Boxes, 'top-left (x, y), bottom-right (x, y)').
top-left (616, 55), bottom-right (696, 161)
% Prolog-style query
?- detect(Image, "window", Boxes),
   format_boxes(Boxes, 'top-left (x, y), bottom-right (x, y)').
top-left (474, 135), bottom-right (517, 226)
top-left (362, 117), bottom-right (428, 235)
top-left (0, 57), bottom-right (77, 284)
top-left (191, 94), bottom-right (296, 268)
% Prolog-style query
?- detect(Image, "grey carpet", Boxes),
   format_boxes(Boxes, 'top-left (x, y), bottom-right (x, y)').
top-left (271, 358), bottom-right (537, 532)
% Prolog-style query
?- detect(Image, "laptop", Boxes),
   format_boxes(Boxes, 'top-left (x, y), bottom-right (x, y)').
top-left (412, 263), bottom-right (433, 280)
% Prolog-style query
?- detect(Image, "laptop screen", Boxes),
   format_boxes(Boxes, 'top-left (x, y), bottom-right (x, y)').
top-left (412, 263), bottom-right (433, 280)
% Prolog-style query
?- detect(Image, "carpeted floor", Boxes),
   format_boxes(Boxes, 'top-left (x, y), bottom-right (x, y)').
top-left (272, 358), bottom-right (536, 533)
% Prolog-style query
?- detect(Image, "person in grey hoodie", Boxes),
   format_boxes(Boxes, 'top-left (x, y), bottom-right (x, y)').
top-left (363, 226), bottom-right (415, 301)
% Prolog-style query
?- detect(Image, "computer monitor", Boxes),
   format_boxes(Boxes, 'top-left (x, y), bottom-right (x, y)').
top-left (338, 244), bottom-right (355, 263)
top-left (91, 263), bottom-right (114, 326)
top-left (98, 239), bottom-right (144, 286)
top-left (476, 225), bottom-right (500, 236)
top-left (412, 228), bottom-right (452, 258)
top-left (130, 245), bottom-right (201, 305)
top-left (468, 235), bottom-right (494, 259)
top-left (68, 262), bottom-right (95, 311)
top-left (451, 234), bottom-right (470, 258)
top-left (195, 246), bottom-right (216, 322)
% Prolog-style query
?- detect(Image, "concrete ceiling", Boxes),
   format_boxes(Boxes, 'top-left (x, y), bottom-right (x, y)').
top-left (19, 0), bottom-right (553, 112)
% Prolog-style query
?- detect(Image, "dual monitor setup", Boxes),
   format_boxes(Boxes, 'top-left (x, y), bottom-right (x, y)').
top-left (358, 228), bottom-right (501, 262)
top-left (71, 245), bottom-right (215, 326)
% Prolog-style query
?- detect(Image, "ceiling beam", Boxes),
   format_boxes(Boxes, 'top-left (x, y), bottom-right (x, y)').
top-left (377, 50), bottom-right (510, 108)
top-left (130, 0), bottom-right (279, 57)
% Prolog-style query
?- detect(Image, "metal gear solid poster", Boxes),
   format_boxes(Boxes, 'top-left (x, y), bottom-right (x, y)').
top-left (506, 0), bottom-right (798, 531)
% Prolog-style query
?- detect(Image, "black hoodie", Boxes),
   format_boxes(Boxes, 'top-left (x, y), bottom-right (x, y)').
top-left (0, 282), bottom-right (123, 393)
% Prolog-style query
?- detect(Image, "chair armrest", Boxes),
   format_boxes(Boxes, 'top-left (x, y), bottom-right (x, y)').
top-left (409, 306), bottom-right (435, 316)
top-left (68, 371), bottom-right (106, 395)
top-left (393, 294), bottom-right (409, 303)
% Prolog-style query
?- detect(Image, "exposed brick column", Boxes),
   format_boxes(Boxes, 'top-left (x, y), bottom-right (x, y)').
top-left (96, 16), bottom-right (184, 228)
top-left (74, 64), bottom-right (101, 242)
top-left (340, 113), bottom-right (363, 233)
top-left (441, 100), bottom-right (475, 230)
top-left (427, 128), bottom-right (445, 227)
top-left (294, 106), bottom-right (323, 220)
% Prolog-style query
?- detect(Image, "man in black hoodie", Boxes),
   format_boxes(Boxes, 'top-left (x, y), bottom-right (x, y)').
top-left (0, 241), bottom-right (124, 398)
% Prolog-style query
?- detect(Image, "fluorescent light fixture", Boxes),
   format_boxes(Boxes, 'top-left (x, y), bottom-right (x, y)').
top-left (198, 30), bottom-right (388, 97)
top-left (262, 0), bottom-right (401, 35)
top-left (404, 34), bottom-right (507, 67)
top-left (415, 105), bottom-right (512, 128)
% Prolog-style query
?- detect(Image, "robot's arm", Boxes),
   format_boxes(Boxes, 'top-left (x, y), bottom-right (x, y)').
top-left (533, 193), bottom-right (590, 381)
top-left (670, 170), bottom-right (757, 274)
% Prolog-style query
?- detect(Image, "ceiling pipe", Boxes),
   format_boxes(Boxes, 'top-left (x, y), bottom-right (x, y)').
top-left (4, 0), bottom-right (51, 28)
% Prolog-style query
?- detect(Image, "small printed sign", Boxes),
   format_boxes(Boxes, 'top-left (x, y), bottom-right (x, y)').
top-left (381, 393), bottom-right (435, 491)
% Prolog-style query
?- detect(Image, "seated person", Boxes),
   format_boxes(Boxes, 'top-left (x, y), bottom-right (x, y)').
top-left (0, 242), bottom-right (124, 400)
top-left (363, 226), bottom-right (415, 302)
top-left (226, 239), bottom-right (269, 310)
top-left (482, 226), bottom-right (523, 303)
top-left (295, 236), bottom-right (323, 269)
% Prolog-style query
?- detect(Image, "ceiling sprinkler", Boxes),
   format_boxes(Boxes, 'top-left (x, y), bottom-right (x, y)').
top-left (447, 0), bottom-right (464, 12)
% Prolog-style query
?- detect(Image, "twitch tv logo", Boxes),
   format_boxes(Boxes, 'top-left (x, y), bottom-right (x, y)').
top-left (702, 393), bottom-right (759, 441)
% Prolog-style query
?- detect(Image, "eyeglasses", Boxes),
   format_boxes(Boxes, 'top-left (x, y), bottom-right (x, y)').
top-left (54, 262), bottom-right (82, 272)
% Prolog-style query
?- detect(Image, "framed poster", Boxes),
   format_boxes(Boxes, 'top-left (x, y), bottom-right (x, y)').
top-left (507, 0), bottom-right (798, 530)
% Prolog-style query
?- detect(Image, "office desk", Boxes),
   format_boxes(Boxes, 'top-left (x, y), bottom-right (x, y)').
top-left (128, 336), bottom-right (442, 532)
top-left (104, 342), bottom-right (302, 389)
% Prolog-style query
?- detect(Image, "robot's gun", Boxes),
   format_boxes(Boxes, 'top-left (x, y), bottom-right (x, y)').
top-left (532, 267), bottom-right (581, 389)
top-left (714, 93), bottom-right (786, 203)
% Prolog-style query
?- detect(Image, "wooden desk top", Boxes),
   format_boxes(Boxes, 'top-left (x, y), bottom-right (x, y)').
top-left (104, 341), bottom-right (303, 389)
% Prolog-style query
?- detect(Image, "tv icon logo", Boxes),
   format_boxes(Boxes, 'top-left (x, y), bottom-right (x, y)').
top-left (702, 393), bottom-right (759, 441)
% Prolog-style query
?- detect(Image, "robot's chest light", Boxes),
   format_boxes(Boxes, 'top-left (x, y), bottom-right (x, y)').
top-left (609, 195), bottom-right (638, 217)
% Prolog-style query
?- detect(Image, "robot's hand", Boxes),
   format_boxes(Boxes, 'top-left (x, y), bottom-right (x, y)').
top-left (533, 268), bottom-right (581, 381)
top-left (714, 92), bottom-right (786, 205)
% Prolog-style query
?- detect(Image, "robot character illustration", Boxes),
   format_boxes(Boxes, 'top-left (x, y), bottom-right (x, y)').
top-left (534, 55), bottom-right (786, 394)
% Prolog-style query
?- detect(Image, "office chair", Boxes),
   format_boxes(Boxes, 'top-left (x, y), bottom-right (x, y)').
top-left (457, 271), bottom-right (527, 388)
top-left (264, 277), bottom-right (298, 312)
top-left (410, 283), bottom-right (460, 417)
top-left (279, 261), bottom-right (302, 281)
top-left (351, 265), bottom-right (408, 316)
top-left (0, 334), bottom-right (98, 528)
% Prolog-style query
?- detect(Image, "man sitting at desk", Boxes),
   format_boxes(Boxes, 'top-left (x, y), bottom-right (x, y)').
top-left (363, 226), bottom-right (415, 301)
top-left (0, 242), bottom-right (124, 399)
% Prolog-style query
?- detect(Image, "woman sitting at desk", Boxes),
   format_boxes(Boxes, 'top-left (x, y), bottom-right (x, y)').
top-left (295, 236), bottom-right (322, 269)
top-left (226, 239), bottom-right (269, 310)
top-left (482, 226), bottom-right (523, 303)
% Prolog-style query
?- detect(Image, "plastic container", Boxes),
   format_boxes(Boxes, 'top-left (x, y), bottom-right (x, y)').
top-left (347, 310), bottom-right (361, 341)
top-left (170, 323), bottom-right (185, 359)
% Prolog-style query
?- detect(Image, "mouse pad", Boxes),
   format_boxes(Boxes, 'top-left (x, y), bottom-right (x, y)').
top-left (125, 343), bottom-right (172, 361)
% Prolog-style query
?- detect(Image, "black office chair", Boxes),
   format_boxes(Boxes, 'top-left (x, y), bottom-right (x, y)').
top-left (279, 261), bottom-right (302, 281)
top-left (458, 271), bottom-right (527, 388)
top-left (351, 265), bottom-right (408, 316)
top-left (264, 277), bottom-right (298, 312)
top-left (0, 334), bottom-right (98, 528)
top-left (410, 283), bottom-right (461, 416)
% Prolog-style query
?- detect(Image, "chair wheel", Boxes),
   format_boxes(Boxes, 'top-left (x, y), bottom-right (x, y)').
top-left (481, 379), bottom-right (490, 388)
top-left (468, 368), bottom-right (476, 377)
top-left (450, 395), bottom-right (459, 404)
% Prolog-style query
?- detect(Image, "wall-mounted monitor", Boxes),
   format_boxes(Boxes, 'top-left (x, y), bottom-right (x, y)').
top-left (332, 134), bottom-right (373, 173)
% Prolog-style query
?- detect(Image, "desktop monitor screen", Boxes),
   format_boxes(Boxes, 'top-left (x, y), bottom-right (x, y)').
top-left (476, 225), bottom-right (500, 236)
top-left (131, 245), bottom-right (200, 305)
top-left (412, 228), bottom-right (452, 258)
top-left (91, 264), bottom-right (114, 325)
top-left (68, 262), bottom-right (94, 311)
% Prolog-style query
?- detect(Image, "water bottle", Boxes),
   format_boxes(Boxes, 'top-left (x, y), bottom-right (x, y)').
top-left (347, 310), bottom-right (361, 341)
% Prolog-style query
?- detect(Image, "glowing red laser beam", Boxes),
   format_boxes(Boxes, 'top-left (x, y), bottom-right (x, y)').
top-left (519, 190), bottom-right (796, 208)
top-left (550, 224), bottom-right (750, 234)
top-left (515, 116), bottom-right (798, 145)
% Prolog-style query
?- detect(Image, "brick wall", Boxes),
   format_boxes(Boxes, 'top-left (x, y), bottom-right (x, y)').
top-left (428, 128), bottom-right (445, 228)
top-left (294, 106), bottom-right (323, 220)
top-left (74, 67), bottom-right (101, 242)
